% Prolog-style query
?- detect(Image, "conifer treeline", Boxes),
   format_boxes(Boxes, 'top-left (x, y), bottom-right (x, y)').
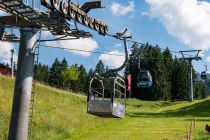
top-left (126, 43), bottom-right (206, 100)
top-left (34, 43), bottom-right (207, 100)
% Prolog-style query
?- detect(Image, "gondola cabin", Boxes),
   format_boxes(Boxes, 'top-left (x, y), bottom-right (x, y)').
top-left (201, 71), bottom-right (207, 80)
top-left (137, 70), bottom-right (152, 88)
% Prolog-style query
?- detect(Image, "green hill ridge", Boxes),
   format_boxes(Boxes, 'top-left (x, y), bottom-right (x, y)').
top-left (0, 76), bottom-right (210, 140)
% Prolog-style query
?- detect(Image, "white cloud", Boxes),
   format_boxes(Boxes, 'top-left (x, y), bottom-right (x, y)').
top-left (145, 0), bottom-right (210, 51)
top-left (207, 56), bottom-right (210, 63)
top-left (42, 37), bottom-right (99, 57)
top-left (0, 41), bottom-right (17, 65)
top-left (111, 1), bottom-right (135, 16)
top-left (113, 43), bottom-right (123, 49)
top-left (99, 50), bottom-right (125, 68)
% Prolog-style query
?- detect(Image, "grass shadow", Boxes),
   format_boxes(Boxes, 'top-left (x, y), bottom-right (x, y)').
top-left (127, 99), bottom-right (210, 118)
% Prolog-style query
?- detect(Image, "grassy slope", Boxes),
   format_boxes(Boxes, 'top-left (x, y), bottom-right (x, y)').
top-left (0, 76), bottom-right (210, 140)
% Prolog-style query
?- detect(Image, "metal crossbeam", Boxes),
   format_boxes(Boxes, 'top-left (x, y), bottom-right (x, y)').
top-left (2, 31), bottom-right (20, 42)
top-left (180, 50), bottom-right (202, 60)
top-left (81, 1), bottom-right (104, 13)
top-left (0, 0), bottom-right (91, 38)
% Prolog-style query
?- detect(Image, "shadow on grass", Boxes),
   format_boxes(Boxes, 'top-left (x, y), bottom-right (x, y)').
top-left (127, 99), bottom-right (210, 118)
top-left (194, 132), bottom-right (210, 140)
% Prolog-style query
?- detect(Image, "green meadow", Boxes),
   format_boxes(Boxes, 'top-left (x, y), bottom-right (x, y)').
top-left (0, 76), bottom-right (210, 140)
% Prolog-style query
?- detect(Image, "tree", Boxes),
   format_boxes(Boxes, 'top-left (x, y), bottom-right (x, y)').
top-left (171, 59), bottom-right (189, 100)
top-left (60, 58), bottom-right (68, 87)
top-left (61, 58), bottom-right (68, 71)
top-left (34, 63), bottom-right (49, 83)
top-left (95, 60), bottom-right (105, 75)
top-left (148, 45), bottom-right (168, 100)
top-left (62, 65), bottom-right (80, 90)
top-left (126, 42), bottom-right (141, 98)
top-left (127, 43), bottom-right (169, 100)
top-left (162, 47), bottom-right (173, 100)
top-left (74, 64), bottom-right (88, 93)
top-left (49, 58), bottom-right (64, 87)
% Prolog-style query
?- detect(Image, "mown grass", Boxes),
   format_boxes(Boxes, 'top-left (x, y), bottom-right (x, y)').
top-left (0, 75), bottom-right (210, 140)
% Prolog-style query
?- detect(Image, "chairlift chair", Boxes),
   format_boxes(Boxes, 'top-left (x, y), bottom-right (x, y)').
top-left (137, 70), bottom-right (153, 88)
top-left (87, 29), bottom-right (131, 118)
top-left (87, 73), bottom-right (126, 118)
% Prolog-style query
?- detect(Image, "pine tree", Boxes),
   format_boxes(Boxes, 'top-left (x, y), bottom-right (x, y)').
top-left (60, 58), bottom-right (68, 87)
top-left (171, 59), bottom-right (189, 100)
top-left (149, 45), bottom-right (168, 100)
top-left (34, 63), bottom-right (49, 83)
top-left (61, 58), bottom-right (68, 71)
top-left (127, 44), bottom-right (171, 100)
top-left (76, 64), bottom-right (88, 93)
top-left (163, 47), bottom-right (173, 100)
top-left (95, 60), bottom-right (105, 75)
top-left (127, 42), bottom-right (140, 98)
top-left (49, 58), bottom-right (62, 87)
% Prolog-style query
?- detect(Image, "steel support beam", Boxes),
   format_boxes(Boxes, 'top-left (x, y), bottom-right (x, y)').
top-left (8, 29), bottom-right (38, 140)
top-left (180, 50), bottom-right (201, 102)
top-left (0, 28), bottom-right (5, 39)
top-left (81, 1), bottom-right (104, 13)
top-left (189, 60), bottom-right (193, 102)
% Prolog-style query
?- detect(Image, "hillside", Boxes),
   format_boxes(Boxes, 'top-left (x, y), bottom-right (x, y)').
top-left (0, 76), bottom-right (210, 140)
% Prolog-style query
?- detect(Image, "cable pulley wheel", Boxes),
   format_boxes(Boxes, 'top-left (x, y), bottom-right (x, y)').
top-left (52, 0), bottom-right (60, 11)
top-left (94, 21), bottom-right (100, 32)
top-left (77, 14), bottom-right (83, 23)
top-left (99, 26), bottom-right (105, 35)
top-left (89, 18), bottom-right (95, 29)
top-left (83, 16), bottom-right (89, 26)
top-left (69, 9), bottom-right (76, 19)
top-left (104, 26), bottom-right (108, 34)
top-left (61, 1), bottom-right (68, 15)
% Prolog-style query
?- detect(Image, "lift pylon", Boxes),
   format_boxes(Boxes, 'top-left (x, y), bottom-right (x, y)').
top-left (180, 50), bottom-right (202, 102)
top-left (8, 29), bottom-right (38, 140)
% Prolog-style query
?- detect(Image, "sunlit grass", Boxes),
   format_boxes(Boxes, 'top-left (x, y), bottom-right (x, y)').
top-left (0, 75), bottom-right (210, 140)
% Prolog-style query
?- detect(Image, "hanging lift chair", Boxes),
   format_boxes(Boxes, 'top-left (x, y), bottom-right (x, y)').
top-left (87, 29), bottom-right (131, 118)
top-left (88, 73), bottom-right (126, 118)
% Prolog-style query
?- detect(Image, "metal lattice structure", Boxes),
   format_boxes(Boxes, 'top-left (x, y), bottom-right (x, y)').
top-left (0, 0), bottom-right (108, 41)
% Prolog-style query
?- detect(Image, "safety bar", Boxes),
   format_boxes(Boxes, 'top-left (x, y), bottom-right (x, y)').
top-left (88, 74), bottom-right (105, 101)
top-left (113, 75), bottom-right (126, 105)
top-left (91, 89), bottom-right (104, 97)
top-left (115, 89), bottom-right (126, 96)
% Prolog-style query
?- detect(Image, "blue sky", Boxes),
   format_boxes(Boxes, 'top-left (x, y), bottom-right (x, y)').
top-left (1, 0), bottom-right (210, 73)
